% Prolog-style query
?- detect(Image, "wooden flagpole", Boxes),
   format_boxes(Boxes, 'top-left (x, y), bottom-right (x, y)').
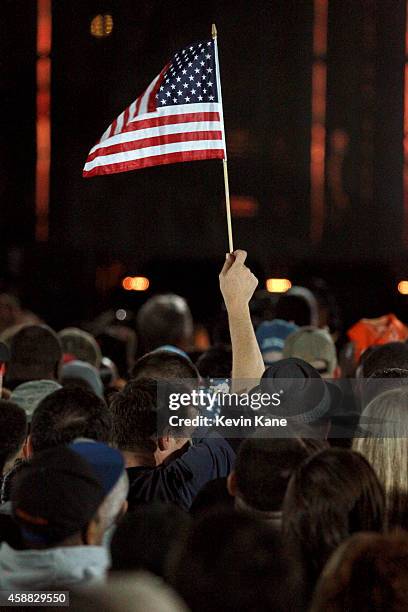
top-left (212, 23), bottom-right (234, 253)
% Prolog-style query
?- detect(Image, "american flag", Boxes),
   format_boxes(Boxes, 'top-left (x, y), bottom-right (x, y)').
top-left (83, 38), bottom-right (226, 177)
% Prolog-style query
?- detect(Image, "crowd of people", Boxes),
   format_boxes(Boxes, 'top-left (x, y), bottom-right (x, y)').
top-left (1, 249), bottom-right (408, 610)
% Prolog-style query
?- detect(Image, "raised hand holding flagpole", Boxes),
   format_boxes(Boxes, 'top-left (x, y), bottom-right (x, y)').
top-left (212, 23), bottom-right (233, 253)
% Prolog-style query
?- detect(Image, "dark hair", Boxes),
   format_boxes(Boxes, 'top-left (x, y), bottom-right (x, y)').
top-left (360, 342), bottom-right (408, 379)
top-left (0, 400), bottom-right (27, 474)
top-left (169, 509), bottom-right (301, 612)
top-left (6, 325), bottom-right (62, 385)
top-left (110, 503), bottom-right (190, 577)
top-left (311, 530), bottom-right (408, 612)
top-left (131, 350), bottom-right (199, 381)
top-left (195, 346), bottom-right (232, 379)
top-left (275, 287), bottom-right (318, 327)
top-left (110, 378), bottom-right (158, 454)
top-left (190, 477), bottom-right (234, 517)
top-left (30, 387), bottom-right (111, 454)
top-left (361, 368), bottom-right (408, 407)
top-left (136, 294), bottom-right (193, 353)
top-left (235, 437), bottom-right (326, 513)
top-left (282, 448), bottom-right (385, 599)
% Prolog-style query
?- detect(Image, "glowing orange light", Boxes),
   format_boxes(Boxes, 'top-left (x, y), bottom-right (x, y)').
top-left (310, 0), bottom-right (328, 245)
top-left (266, 278), bottom-right (292, 293)
top-left (122, 276), bottom-right (150, 291)
top-left (90, 14), bottom-right (113, 38)
top-left (398, 280), bottom-right (408, 295)
top-left (35, 0), bottom-right (52, 242)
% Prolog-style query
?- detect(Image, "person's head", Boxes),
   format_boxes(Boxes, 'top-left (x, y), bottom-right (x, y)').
top-left (283, 326), bottom-right (339, 378)
top-left (6, 324), bottom-right (62, 385)
top-left (259, 358), bottom-right (342, 437)
top-left (131, 350), bottom-right (199, 382)
top-left (137, 294), bottom-right (193, 353)
top-left (275, 286), bottom-right (319, 327)
top-left (353, 387), bottom-right (408, 528)
top-left (12, 446), bottom-right (107, 548)
top-left (255, 319), bottom-right (299, 365)
top-left (311, 531), bottom-right (408, 612)
top-left (168, 509), bottom-right (300, 612)
top-left (360, 367), bottom-right (408, 408)
top-left (282, 448), bottom-right (385, 596)
top-left (61, 360), bottom-right (104, 398)
top-left (110, 378), bottom-right (190, 467)
top-left (358, 342), bottom-right (408, 379)
top-left (29, 386), bottom-right (111, 456)
top-left (110, 503), bottom-right (190, 577)
top-left (0, 293), bottom-right (21, 333)
top-left (68, 573), bottom-right (188, 612)
top-left (228, 436), bottom-right (327, 520)
top-left (10, 379), bottom-right (62, 422)
top-left (0, 399), bottom-right (27, 474)
top-left (69, 439), bottom-right (128, 532)
top-left (58, 327), bottom-right (102, 368)
top-left (195, 346), bottom-right (232, 380)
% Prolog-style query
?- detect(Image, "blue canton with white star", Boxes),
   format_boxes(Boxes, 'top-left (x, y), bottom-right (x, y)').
top-left (156, 40), bottom-right (219, 107)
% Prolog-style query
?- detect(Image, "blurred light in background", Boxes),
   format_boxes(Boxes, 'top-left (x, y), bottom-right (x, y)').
top-left (115, 309), bottom-right (127, 321)
top-left (122, 276), bottom-right (150, 291)
top-left (266, 278), bottom-right (292, 293)
top-left (230, 195), bottom-right (259, 218)
top-left (398, 280), bottom-right (408, 295)
top-left (90, 14), bottom-right (114, 38)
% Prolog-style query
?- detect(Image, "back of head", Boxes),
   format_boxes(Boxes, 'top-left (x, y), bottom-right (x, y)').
top-left (58, 327), bottom-right (102, 368)
top-left (234, 437), bottom-right (325, 514)
top-left (353, 387), bottom-right (408, 526)
top-left (0, 399), bottom-right (27, 474)
top-left (69, 573), bottom-right (188, 612)
top-left (195, 346), bottom-right (232, 379)
top-left (360, 342), bottom-right (408, 378)
top-left (30, 387), bottom-right (111, 454)
top-left (360, 367), bottom-right (408, 408)
top-left (7, 324), bottom-right (62, 386)
top-left (311, 531), bottom-right (408, 612)
top-left (12, 446), bottom-right (105, 547)
top-left (110, 503), bottom-right (190, 577)
top-left (137, 294), bottom-right (193, 353)
top-left (110, 378), bottom-right (158, 454)
top-left (169, 509), bottom-right (297, 612)
top-left (282, 448), bottom-right (385, 590)
top-left (276, 286), bottom-right (319, 327)
top-left (131, 350), bottom-right (199, 382)
top-left (283, 326), bottom-right (338, 377)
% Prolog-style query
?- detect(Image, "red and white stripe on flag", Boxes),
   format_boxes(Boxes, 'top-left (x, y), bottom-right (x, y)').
top-left (83, 59), bottom-right (226, 177)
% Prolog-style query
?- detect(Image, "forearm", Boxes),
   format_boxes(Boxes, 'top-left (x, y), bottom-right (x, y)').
top-left (228, 305), bottom-right (265, 392)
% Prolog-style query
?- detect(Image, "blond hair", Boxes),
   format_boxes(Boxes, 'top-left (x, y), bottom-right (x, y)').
top-left (353, 387), bottom-right (408, 522)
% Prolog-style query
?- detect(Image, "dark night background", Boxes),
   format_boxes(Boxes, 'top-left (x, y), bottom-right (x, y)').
top-left (1, 0), bottom-right (408, 332)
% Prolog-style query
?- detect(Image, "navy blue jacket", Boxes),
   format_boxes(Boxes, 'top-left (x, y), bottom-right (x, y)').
top-left (127, 433), bottom-right (235, 511)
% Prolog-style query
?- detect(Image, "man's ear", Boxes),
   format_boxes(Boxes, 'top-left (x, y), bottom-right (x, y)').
top-left (23, 434), bottom-right (33, 460)
top-left (116, 500), bottom-right (128, 525)
top-left (227, 471), bottom-right (237, 497)
top-left (85, 516), bottom-right (104, 546)
top-left (157, 436), bottom-right (168, 452)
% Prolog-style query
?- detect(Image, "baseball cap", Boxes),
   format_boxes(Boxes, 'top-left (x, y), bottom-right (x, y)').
top-left (12, 446), bottom-right (105, 545)
top-left (10, 380), bottom-right (62, 421)
top-left (283, 326), bottom-right (337, 375)
top-left (256, 320), bottom-right (299, 365)
top-left (69, 439), bottom-right (124, 496)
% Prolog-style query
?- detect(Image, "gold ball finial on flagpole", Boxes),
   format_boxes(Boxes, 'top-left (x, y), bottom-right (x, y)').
top-left (212, 23), bottom-right (217, 39)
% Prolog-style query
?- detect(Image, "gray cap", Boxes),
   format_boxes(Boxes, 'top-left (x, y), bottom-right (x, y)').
top-left (11, 380), bottom-right (62, 420)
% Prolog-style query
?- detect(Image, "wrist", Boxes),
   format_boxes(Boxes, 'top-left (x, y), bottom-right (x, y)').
top-left (226, 303), bottom-right (251, 320)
